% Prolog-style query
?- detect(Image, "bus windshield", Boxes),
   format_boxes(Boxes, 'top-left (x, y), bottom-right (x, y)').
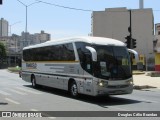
top-left (93, 45), bottom-right (132, 80)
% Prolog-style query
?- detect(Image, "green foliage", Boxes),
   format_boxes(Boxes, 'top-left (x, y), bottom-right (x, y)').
top-left (8, 66), bottom-right (21, 72)
top-left (0, 42), bottom-right (6, 57)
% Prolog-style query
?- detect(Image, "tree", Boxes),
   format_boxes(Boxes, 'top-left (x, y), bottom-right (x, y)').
top-left (0, 42), bottom-right (6, 64)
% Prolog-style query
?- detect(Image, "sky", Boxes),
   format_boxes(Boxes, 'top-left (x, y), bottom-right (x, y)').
top-left (0, 0), bottom-right (160, 39)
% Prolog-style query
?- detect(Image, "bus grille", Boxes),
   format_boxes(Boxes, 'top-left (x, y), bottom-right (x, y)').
top-left (108, 85), bottom-right (129, 89)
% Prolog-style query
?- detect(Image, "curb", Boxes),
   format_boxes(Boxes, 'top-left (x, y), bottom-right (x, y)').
top-left (133, 72), bottom-right (145, 75)
top-left (146, 72), bottom-right (160, 77)
top-left (7, 70), bottom-right (19, 74)
top-left (132, 71), bottom-right (145, 75)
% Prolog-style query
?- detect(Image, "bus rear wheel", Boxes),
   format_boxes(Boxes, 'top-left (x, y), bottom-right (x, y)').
top-left (69, 81), bottom-right (78, 97)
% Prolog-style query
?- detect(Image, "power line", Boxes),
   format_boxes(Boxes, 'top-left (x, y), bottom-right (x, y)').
top-left (20, 0), bottom-right (160, 13)
top-left (36, 0), bottom-right (93, 12)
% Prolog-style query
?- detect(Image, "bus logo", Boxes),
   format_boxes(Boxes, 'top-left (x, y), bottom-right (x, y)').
top-left (26, 63), bottom-right (37, 69)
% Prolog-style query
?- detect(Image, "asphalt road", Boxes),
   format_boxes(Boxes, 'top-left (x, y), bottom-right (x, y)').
top-left (0, 69), bottom-right (160, 120)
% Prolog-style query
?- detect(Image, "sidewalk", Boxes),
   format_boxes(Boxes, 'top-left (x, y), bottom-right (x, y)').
top-left (133, 73), bottom-right (160, 89)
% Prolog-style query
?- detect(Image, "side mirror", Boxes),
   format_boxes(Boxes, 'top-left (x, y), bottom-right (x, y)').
top-left (86, 46), bottom-right (97, 62)
top-left (128, 49), bottom-right (139, 62)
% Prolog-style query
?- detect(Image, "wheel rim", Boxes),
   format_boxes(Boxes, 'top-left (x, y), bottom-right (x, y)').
top-left (32, 78), bottom-right (36, 87)
top-left (71, 83), bottom-right (78, 96)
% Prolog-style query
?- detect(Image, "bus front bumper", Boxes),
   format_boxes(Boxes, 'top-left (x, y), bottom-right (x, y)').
top-left (94, 79), bottom-right (133, 96)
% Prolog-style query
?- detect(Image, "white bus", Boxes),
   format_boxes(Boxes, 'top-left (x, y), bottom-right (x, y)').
top-left (21, 36), bottom-right (135, 97)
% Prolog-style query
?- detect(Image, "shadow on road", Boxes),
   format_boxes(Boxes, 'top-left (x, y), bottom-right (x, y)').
top-left (24, 85), bottom-right (142, 108)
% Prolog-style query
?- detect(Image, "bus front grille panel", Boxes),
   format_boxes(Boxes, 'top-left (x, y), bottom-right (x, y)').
top-left (107, 85), bottom-right (129, 89)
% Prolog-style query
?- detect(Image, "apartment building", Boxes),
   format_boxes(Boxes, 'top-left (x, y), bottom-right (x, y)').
top-left (0, 18), bottom-right (8, 37)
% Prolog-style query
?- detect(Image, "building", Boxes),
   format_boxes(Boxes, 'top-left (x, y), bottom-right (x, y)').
top-left (20, 30), bottom-right (51, 50)
top-left (20, 31), bottom-right (35, 49)
top-left (0, 35), bottom-right (21, 67)
top-left (0, 30), bottom-right (51, 67)
top-left (34, 30), bottom-right (51, 45)
top-left (91, 8), bottom-right (154, 70)
top-left (154, 23), bottom-right (160, 71)
top-left (9, 34), bottom-right (21, 53)
top-left (0, 18), bottom-right (8, 37)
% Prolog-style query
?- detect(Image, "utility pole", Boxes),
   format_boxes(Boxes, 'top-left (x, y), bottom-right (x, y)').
top-left (125, 10), bottom-right (132, 49)
top-left (125, 10), bottom-right (136, 49)
top-left (129, 9), bottom-right (132, 49)
top-left (17, 0), bottom-right (40, 46)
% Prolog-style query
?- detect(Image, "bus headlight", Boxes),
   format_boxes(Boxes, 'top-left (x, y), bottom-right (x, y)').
top-left (126, 80), bottom-right (133, 85)
top-left (98, 80), bottom-right (108, 87)
top-left (99, 82), bottom-right (104, 87)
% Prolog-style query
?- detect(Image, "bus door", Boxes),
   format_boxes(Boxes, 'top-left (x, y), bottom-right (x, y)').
top-left (83, 52), bottom-right (94, 95)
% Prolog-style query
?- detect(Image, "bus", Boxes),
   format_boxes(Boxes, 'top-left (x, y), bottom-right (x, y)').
top-left (21, 36), bottom-right (136, 97)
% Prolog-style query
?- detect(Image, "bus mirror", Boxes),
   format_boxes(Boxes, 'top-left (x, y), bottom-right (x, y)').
top-left (86, 46), bottom-right (97, 62)
top-left (128, 49), bottom-right (139, 62)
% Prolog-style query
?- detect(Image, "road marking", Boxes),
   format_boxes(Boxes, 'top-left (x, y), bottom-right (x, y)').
top-left (30, 109), bottom-right (39, 111)
top-left (30, 109), bottom-right (56, 119)
top-left (48, 117), bottom-right (56, 119)
top-left (15, 87), bottom-right (42, 95)
top-left (7, 88), bottom-right (27, 95)
top-left (0, 90), bottom-right (11, 96)
top-left (5, 98), bottom-right (20, 105)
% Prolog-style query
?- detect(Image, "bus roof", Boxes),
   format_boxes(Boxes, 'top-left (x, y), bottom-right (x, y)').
top-left (23, 36), bottom-right (126, 50)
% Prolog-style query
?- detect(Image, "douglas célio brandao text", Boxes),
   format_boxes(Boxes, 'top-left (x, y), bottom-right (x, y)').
top-left (118, 112), bottom-right (158, 117)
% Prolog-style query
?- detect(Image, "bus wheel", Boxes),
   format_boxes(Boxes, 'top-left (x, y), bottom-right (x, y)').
top-left (70, 81), bottom-right (78, 97)
top-left (31, 76), bottom-right (37, 88)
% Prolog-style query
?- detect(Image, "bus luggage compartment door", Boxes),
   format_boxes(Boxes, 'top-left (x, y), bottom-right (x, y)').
top-left (84, 78), bottom-right (93, 95)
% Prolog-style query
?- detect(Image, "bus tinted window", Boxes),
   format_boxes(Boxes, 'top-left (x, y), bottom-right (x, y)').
top-left (75, 42), bottom-right (92, 74)
top-left (23, 43), bottom-right (75, 61)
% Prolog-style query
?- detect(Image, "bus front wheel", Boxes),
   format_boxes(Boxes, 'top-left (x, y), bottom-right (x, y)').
top-left (31, 76), bottom-right (37, 88)
top-left (69, 81), bottom-right (78, 97)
